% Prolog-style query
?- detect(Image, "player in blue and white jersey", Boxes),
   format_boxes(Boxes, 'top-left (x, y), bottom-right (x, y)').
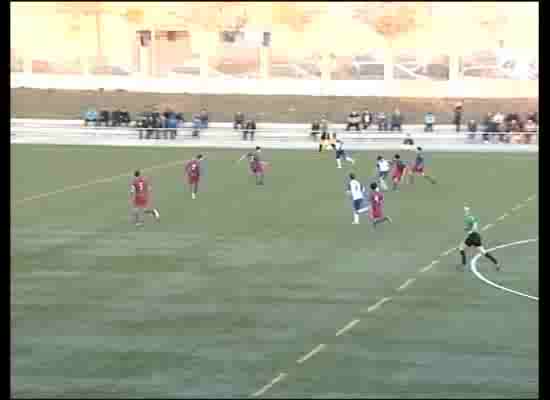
top-left (346, 173), bottom-right (369, 224)
top-left (376, 156), bottom-right (391, 191)
top-left (335, 139), bottom-right (356, 169)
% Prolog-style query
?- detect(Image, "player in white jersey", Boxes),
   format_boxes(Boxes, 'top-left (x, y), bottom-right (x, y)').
top-left (335, 139), bottom-right (355, 169)
top-left (376, 156), bottom-right (391, 191)
top-left (346, 173), bottom-right (369, 224)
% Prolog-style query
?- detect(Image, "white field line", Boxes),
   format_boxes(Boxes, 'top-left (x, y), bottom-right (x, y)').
top-left (296, 344), bottom-right (326, 364)
top-left (511, 205), bottom-right (522, 212)
top-left (367, 297), bottom-right (392, 312)
top-left (397, 278), bottom-right (416, 292)
top-left (250, 196), bottom-right (537, 397)
top-left (440, 248), bottom-right (456, 257)
top-left (335, 319), bottom-right (360, 337)
top-left (14, 159), bottom-right (185, 204)
top-left (420, 260), bottom-right (440, 273)
top-left (470, 239), bottom-right (539, 301)
top-left (250, 373), bottom-right (288, 397)
top-left (481, 223), bottom-right (495, 231)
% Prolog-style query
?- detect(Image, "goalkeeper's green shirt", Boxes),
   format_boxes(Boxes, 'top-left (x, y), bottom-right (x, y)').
top-left (464, 215), bottom-right (480, 232)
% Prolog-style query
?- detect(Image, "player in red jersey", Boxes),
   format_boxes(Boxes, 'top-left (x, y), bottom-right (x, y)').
top-left (185, 154), bottom-right (204, 200)
top-left (369, 182), bottom-right (392, 227)
top-left (238, 146), bottom-right (268, 185)
top-left (409, 147), bottom-right (437, 185)
top-left (130, 170), bottom-right (160, 227)
top-left (391, 154), bottom-right (407, 191)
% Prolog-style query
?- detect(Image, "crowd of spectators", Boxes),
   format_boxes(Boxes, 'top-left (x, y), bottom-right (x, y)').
top-left (82, 104), bottom-right (537, 144)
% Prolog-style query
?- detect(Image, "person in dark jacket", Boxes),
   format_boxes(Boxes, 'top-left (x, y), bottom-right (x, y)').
top-left (311, 119), bottom-right (321, 140)
top-left (361, 108), bottom-right (372, 130)
top-left (234, 112), bottom-right (245, 130)
top-left (120, 107), bottom-right (130, 126)
top-left (453, 102), bottom-right (463, 132)
top-left (346, 111), bottom-right (361, 131)
top-left (390, 109), bottom-right (403, 131)
top-left (199, 108), bottom-right (209, 129)
top-left (377, 112), bottom-right (387, 131)
top-left (243, 119), bottom-right (256, 141)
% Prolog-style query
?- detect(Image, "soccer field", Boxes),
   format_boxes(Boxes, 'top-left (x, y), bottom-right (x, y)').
top-left (11, 144), bottom-right (538, 398)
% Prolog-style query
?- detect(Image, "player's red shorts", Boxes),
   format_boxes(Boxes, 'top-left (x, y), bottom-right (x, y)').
top-left (251, 162), bottom-right (264, 174)
top-left (133, 195), bottom-right (149, 209)
top-left (188, 175), bottom-right (200, 185)
top-left (392, 171), bottom-right (403, 182)
top-left (371, 207), bottom-right (383, 219)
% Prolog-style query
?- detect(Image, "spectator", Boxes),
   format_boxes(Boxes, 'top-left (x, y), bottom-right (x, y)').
top-left (111, 108), bottom-right (121, 127)
top-left (505, 112), bottom-right (520, 132)
top-left (199, 108), bottom-right (209, 129)
top-left (526, 111), bottom-right (537, 124)
top-left (346, 111), bottom-right (361, 131)
top-left (234, 112), bottom-right (245, 130)
top-left (311, 119), bottom-right (321, 140)
top-left (467, 119), bottom-right (478, 141)
top-left (166, 112), bottom-right (178, 140)
top-left (424, 112), bottom-right (435, 132)
top-left (493, 112), bottom-right (505, 142)
top-left (84, 107), bottom-right (97, 126)
top-left (151, 109), bottom-right (162, 139)
top-left (390, 109), bottom-right (403, 132)
top-left (120, 107), bottom-right (130, 126)
top-left (192, 114), bottom-right (202, 137)
top-left (523, 119), bottom-right (537, 144)
top-left (453, 101), bottom-right (463, 132)
top-left (243, 119), bottom-right (256, 141)
top-left (320, 116), bottom-right (329, 136)
top-left (376, 112), bottom-right (388, 131)
top-left (361, 108), bottom-right (372, 130)
top-left (98, 109), bottom-right (111, 127)
top-left (175, 112), bottom-right (185, 125)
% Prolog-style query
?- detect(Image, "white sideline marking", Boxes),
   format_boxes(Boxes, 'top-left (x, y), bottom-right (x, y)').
top-left (470, 239), bottom-right (539, 301)
top-left (420, 260), bottom-right (439, 273)
top-left (250, 197), bottom-right (537, 397)
top-left (335, 319), bottom-right (360, 337)
top-left (14, 159), bottom-right (184, 204)
top-left (397, 278), bottom-right (416, 291)
top-left (251, 373), bottom-right (288, 397)
top-left (440, 248), bottom-right (456, 257)
top-left (481, 223), bottom-right (494, 231)
top-left (511, 205), bottom-right (521, 211)
top-left (526, 195), bottom-right (536, 202)
top-left (367, 297), bottom-right (392, 312)
top-left (297, 344), bottom-right (326, 364)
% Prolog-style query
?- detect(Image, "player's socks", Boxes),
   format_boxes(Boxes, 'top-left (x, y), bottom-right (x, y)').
top-left (348, 158), bottom-right (355, 165)
top-left (153, 209), bottom-right (160, 220)
top-left (353, 213), bottom-right (359, 224)
top-left (336, 159), bottom-right (342, 168)
top-left (192, 192), bottom-right (196, 200)
top-left (460, 250), bottom-right (467, 266)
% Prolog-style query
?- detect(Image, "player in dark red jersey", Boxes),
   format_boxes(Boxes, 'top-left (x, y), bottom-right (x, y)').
top-left (238, 146), bottom-right (268, 185)
top-left (391, 154), bottom-right (407, 191)
top-left (130, 170), bottom-right (159, 227)
top-left (185, 154), bottom-right (204, 200)
top-left (369, 182), bottom-right (392, 227)
top-left (409, 147), bottom-right (437, 185)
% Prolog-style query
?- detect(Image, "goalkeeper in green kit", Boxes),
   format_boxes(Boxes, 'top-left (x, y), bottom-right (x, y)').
top-left (458, 206), bottom-right (501, 271)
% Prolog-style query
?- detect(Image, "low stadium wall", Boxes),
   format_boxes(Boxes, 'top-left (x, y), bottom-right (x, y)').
top-left (11, 119), bottom-right (538, 153)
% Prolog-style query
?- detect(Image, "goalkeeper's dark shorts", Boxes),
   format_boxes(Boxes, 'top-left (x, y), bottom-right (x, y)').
top-left (465, 232), bottom-right (482, 247)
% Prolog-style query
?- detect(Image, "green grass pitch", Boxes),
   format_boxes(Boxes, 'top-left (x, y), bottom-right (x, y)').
top-left (11, 144), bottom-right (538, 398)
